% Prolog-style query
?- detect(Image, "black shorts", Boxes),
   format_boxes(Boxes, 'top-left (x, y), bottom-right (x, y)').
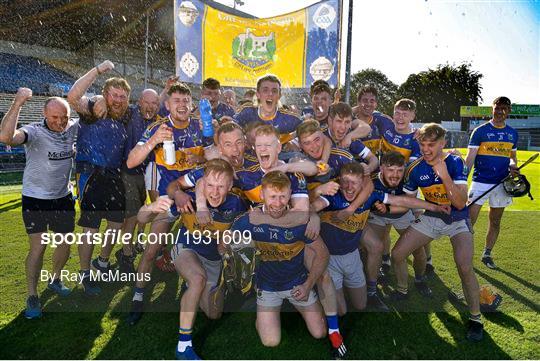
top-left (22, 194), bottom-right (75, 234)
top-left (77, 169), bottom-right (126, 229)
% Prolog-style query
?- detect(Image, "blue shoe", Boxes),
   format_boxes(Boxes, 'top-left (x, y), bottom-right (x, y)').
top-left (48, 279), bottom-right (72, 297)
top-left (176, 346), bottom-right (201, 360)
top-left (24, 295), bottom-right (42, 319)
top-left (81, 272), bottom-right (101, 296)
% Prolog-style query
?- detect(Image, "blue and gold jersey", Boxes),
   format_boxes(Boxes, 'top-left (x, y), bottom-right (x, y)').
top-left (379, 118), bottom-right (421, 163)
top-left (469, 121), bottom-right (518, 184)
top-left (212, 102), bottom-right (235, 121)
top-left (306, 148), bottom-right (353, 190)
top-left (320, 190), bottom-right (387, 255)
top-left (233, 106), bottom-right (301, 144)
top-left (404, 154), bottom-right (469, 222)
top-left (231, 212), bottom-right (313, 291)
top-left (359, 112), bottom-right (391, 155)
top-left (138, 116), bottom-right (211, 195)
top-left (372, 173), bottom-right (407, 219)
top-left (76, 100), bottom-right (129, 170)
top-left (324, 129), bottom-right (371, 162)
top-left (235, 163), bottom-right (308, 205)
top-left (174, 191), bottom-right (247, 261)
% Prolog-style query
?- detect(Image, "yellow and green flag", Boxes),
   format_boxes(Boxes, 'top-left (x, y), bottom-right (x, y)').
top-left (174, 0), bottom-right (342, 88)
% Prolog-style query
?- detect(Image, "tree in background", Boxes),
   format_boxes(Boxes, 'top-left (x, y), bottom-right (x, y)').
top-left (397, 63), bottom-right (483, 122)
top-left (349, 68), bottom-right (398, 115)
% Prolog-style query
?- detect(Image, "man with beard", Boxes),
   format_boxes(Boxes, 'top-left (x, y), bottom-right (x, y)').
top-left (391, 123), bottom-right (483, 342)
top-left (364, 151), bottom-right (429, 311)
top-left (0, 89), bottom-right (78, 318)
top-left (92, 89), bottom-right (164, 274)
top-left (310, 162), bottom-right (449, 316)
top-left (125, 82), bottom-right (211, 325)
top-left (67, 60), bottom-right (130, 296)
top-left (230, 171), bottom-right (329, 353)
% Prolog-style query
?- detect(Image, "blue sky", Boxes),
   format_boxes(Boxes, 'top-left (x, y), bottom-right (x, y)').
top-left (214, 0), bottom-right (539, 105)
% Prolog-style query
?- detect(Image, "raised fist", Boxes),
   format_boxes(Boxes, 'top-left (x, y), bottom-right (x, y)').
top-left (14, 87), bottom-right (32, 104)
top-left (97, 60), bottom-right (114, 74)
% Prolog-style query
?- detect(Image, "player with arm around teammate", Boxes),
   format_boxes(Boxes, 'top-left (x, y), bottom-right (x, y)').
top-left (391, 123), bottom-right (483, 342)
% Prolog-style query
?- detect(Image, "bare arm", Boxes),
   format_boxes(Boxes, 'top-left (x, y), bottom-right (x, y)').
top-left (301, 236), bottom-right (329, 289)
top-left (362, 151), bottom-right (379, 174)
top-left (464, 147), bottom-right (478, 176)
top-left (160, 75), bottom-right (179, 105)
top-left (350, 118), bottom-right (371, 138)
top-left (387, 194), bottom-right (450, 214)
top-left (137, 196), bottom-right (173, 224)
top-left (432, 159), bottom-right (468, 210)
top-left (126, 123), bottom-right (172, 168)
top-left (320, 135), bottom-right (332, 165)
top-left (0, 88), bottom-right (32, 145)
top-left (67, 60), bottom-right (114, 115)
top-left (272, 160), bottom-right (318, 177)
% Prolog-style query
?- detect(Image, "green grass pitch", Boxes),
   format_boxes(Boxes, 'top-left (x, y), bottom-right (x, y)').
top-left (0, 151), bottom-right (538, 359)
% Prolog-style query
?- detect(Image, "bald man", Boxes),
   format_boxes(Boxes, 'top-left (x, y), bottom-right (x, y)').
top-left (222, 89), bottom-right (237, 111)
top-left (0, 88), bottom-right (79, 319)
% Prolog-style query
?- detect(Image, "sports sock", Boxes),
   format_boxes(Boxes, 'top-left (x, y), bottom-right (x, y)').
top-left (326, 314), bottom-right (339, 334)
top-left (426, 256), bottom-right (432, 265)
top-left (133, 287), bottom-right (144, 302)
top-left (177, 327), bottom-right (193, 352)
top-left (482, 248), bottom-right (492, 258)
top-left (367, 280), bottom-right (378, 296)
top-left (382, 254), bottom-right (391, 264)
top-left (469, 313), bottom-right (482, 323)
top-left (80, 269), bottom-right (90, 280)
top-left (396, 286), bottom-right (408, 294)
top-left (97, 256), bottom-right (109, 268)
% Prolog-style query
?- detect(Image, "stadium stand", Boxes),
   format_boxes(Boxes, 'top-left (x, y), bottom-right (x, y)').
top-left (0, 53), bottom-right (76, 95)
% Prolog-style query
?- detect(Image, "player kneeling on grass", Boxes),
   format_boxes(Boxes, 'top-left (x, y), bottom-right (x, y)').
top-left (230, 171), bottom-right (329, 351)
top-left (390, 123), bottom-right (484, 342)
top-left (310, 162), bottom-right (450, 316)
top-left (140, 159), bottom-right (247, 360)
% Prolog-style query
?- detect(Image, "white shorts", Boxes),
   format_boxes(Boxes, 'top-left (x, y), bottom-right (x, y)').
top-left (256, 288), bottom-right (318, 308)
top-left (328, 250), bottom-right (366, 290)
top-left (171, 243), bottom-right (222, 289)
top-left (469, 182), bottom-right (512, 208)
top-left (144, 161), bottom-right (160, 192)
top-left (410, 214), bottom-right (473, 240)
top-left (368, 210), bottom-right (415, 230)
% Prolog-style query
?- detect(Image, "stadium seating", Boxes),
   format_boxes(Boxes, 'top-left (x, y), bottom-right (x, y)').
top-left (0, 53), bottom-right (76, 95)
top-left (0, 93), bottom-right (53, 125)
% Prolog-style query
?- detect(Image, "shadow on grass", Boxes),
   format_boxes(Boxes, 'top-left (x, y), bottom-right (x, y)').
top-left (0, 282), bottom-right (119, 359)
top-left (495, 268), bottom-right (540, 294)
top-left (0, 199), bottom-right (21, 213)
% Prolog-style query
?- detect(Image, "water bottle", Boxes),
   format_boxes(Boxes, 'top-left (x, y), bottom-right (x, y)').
top-left (163, 140), bottom-right (176, 165)
top-left (199, 98), bottom-right (214, 138)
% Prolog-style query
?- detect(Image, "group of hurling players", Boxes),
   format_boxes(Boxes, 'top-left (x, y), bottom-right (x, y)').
top-left (0, 59), bottom-right (520, 359)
